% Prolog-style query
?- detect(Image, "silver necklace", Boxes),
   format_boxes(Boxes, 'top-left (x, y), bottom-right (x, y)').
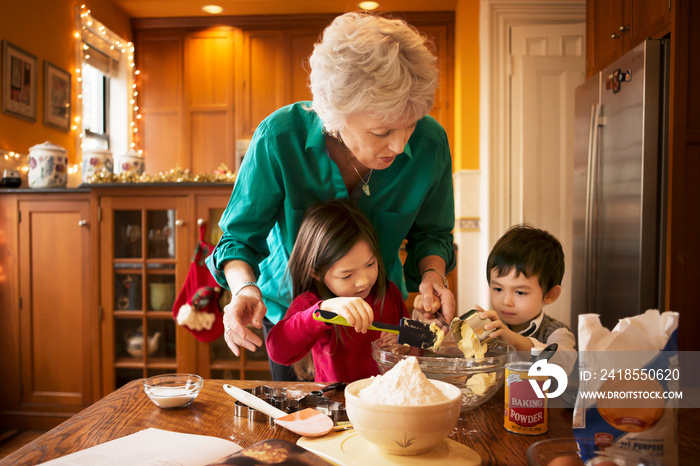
top-left (334, 134), bottom-right (373, 196)
top-left (352, 165), bottom-right (373, 196)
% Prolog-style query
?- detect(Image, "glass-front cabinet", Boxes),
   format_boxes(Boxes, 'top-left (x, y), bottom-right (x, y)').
top-left (193, 195), bottom-right (271, 381)
top-left (100, 195), bottom-right (189, 391)
top-left (97, 186), bottom-right (270, 394)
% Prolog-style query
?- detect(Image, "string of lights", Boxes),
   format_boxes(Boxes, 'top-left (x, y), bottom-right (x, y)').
top-left (77, 4), bottom-right (140, 154)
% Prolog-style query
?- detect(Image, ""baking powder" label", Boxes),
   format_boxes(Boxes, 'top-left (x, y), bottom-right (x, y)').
top-left (504, 361), bottom-right (548, 435)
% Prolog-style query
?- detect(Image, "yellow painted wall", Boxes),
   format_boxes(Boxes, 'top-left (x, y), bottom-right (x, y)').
top-left (0, 0), bottom-right (130, 164)
top-left (454, 0), bottom-right (480, 171)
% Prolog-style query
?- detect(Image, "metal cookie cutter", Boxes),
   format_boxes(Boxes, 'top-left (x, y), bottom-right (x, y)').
top-left (233, 399), bottom-right (274, 426)
top-left (233, 386), bottom-right (300, 426)
top-left (250, 385), bottom-right (286, 398)
top-left (233, 384), bottom-right (348, 425)
top-left (294, 394), bottom-right (348, 424)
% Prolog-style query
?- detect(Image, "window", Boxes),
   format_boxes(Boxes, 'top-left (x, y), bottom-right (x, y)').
top-left (82, 62), bottom-right (109, 150)
top-left (77, 6), bottom-right (135, 157)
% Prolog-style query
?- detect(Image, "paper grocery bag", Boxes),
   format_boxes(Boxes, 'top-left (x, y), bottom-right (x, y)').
top-left (573, 310), bottom-right (679, 465)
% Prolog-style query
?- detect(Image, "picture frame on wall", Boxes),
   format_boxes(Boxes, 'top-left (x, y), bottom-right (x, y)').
top-left (43, 61), bottom-right (71, 131)
top-left (1, 40), bottom-right (38, 122)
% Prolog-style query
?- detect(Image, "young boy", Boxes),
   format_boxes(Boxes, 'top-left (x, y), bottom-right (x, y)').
top-left (479, 224), bottom-right (576, 375)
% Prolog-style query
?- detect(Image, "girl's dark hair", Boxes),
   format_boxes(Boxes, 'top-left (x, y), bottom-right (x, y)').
top-left (288, 198), bottom-right (386, 301)
top-left (486, 224), bottom-right (565, 294)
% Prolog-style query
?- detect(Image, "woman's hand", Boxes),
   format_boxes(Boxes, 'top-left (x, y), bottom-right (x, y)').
top-left (222, 288), bottom-right (267, 357)
top-left (320, 297), bottom-right (374, 333)
top-left (415, 276), bottom-right (456, 323)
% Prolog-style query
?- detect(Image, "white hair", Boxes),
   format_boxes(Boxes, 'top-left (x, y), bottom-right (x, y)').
top-left (309, 12), bottom-right (438, 133)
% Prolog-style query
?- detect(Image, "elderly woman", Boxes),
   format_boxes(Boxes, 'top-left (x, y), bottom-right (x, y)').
top-left (207, 12), bottom-right (456, 380)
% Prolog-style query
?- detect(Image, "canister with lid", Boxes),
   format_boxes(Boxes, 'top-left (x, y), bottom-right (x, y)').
top-left (28, 141), bottom-right (68, 188)
top-left (116, 149), bottom-right (145, 176)
top-left (82, 149), bottom-right (113, 183)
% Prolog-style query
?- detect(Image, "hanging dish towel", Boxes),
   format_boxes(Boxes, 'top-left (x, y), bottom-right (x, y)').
top-left (172, 222), bottom-right (224, 342)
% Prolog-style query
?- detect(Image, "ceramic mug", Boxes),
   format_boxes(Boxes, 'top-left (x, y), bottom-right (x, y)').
top-left (116, 149), bottom-right (145, 176)
top-left (149, 283), bottom-right (175, 311)
top-left (28, 141), bottom-right (68, 188)
top-left (82, 149), bottom-right (113, 183)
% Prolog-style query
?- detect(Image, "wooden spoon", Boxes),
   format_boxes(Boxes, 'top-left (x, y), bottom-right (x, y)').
top-left (223, 384), bottom-right (333, 437)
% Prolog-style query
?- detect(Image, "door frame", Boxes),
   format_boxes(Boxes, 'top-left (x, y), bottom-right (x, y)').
top-left (480, 0), bottom-right (585, 248)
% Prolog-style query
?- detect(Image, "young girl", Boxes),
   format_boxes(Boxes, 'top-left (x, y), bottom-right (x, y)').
top-left (266, 199), bottom-right (409, 382)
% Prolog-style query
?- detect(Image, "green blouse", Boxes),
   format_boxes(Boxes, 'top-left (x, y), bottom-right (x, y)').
top-left (206, 102), bottom-right (455, 324)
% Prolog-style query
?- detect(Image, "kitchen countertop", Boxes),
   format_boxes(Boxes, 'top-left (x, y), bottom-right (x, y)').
top-left (5, 378), bottom-right (696, 465)
top-left (1, 379), bottom-right (578, 465)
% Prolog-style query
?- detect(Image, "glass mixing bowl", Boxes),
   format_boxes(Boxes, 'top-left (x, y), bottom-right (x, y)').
top-left (372, 339), bottom-right (514, 411)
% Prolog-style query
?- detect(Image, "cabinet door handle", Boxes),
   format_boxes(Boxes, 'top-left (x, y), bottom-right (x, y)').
top-left (611, 32), bottom-right (621, 39)
top-left (175, 219), bottom-right (184, 226)
top-left (78, 220), bottom-right (88, 226)
top-left (197, 218), bottom-right (205, 226)
top-left (619, 25), bottom-right (629, 33)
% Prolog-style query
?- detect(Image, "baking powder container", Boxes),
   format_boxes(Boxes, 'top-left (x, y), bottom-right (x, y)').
top-left (504, 361), bottom-right (548, 435)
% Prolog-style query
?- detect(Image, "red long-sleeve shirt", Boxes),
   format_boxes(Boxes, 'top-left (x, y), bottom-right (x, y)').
top-left (266, 281), bottom-right (408, 383)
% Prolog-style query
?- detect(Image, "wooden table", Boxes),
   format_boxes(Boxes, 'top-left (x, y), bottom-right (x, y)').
top-left (1, 379), bottom-right (577, 465)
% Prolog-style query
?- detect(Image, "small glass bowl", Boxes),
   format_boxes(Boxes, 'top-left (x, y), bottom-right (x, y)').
top-left (143, 373), bottom-right (203, 409)
top-left (527, 438), bottom-right (663, 466)
top-left (527, 438), bottom-right (585, 466)
top-left (372, 339), bottom-right (513, 411)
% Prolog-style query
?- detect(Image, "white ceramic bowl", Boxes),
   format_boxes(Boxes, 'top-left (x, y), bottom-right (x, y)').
top-left (372, 339), bottom-right (513, 411)
top-left (344, 377), bottom-right (462, 456)
top-left (143, 374), bottom-right (203, 409)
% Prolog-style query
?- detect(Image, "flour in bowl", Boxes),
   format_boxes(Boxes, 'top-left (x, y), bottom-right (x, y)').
top-left (359, 356), bottom-right (449, 405)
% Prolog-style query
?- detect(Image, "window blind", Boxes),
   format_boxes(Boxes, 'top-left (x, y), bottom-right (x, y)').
top-left (82, 44), bottom-right (116, 77)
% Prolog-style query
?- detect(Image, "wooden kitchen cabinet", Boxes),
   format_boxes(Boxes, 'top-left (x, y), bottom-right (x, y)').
top-left (236, 20), bottom-right (453, 156)
top-left (0, 191), bottom-right (97, 430)
top-left (236, 27), bottom-right (318, 140)
top-left (133, 13), bottom-right (455, 174)
top-left (586, 0), bottom-right (672, 77)
top-left (97, 191), bottom-right (190, 391)
top-left (93, 185), bottom-right (270, 394)
top-left (137, 30), bottom-right (185, 174)
top-left (0, 186), bottom-right (271, 428)
top-left (135, 28), bottom-right (236, 175)
top-left (186, 29), bottom-right (236, 175)
top-left (190, 193), bottom-right (272, 380)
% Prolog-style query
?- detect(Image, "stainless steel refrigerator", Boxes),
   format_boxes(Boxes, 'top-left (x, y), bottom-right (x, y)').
top-left (572, 39), bottom-right (669, 330)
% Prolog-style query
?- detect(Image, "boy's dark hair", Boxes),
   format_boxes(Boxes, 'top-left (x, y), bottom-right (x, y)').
top-left (486, 224), bottom-right (565, 294)
top-left (288, 198), bottom-right (386, 300)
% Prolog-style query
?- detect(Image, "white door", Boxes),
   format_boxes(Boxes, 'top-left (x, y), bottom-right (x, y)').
top-left (509, 23), bottom-right (585, 328)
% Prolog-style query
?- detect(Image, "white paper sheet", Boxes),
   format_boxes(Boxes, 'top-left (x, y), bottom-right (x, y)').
top-left (38, 428), bottom-right (243, 466)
